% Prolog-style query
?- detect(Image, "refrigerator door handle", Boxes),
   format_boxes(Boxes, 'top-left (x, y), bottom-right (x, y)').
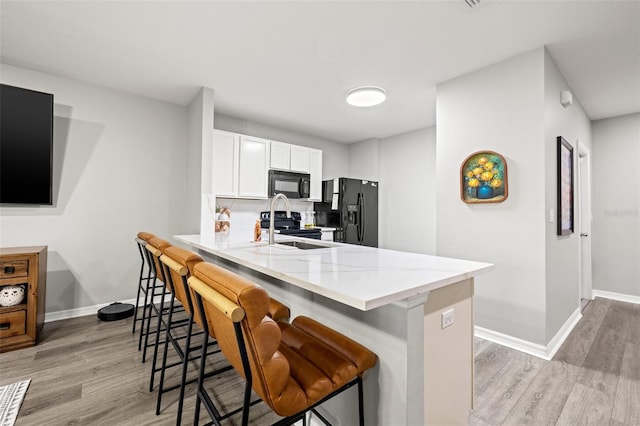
top-left (355, 192), bottom-right (362, 242)
top-left (360, 192), bottom-right (366, 244)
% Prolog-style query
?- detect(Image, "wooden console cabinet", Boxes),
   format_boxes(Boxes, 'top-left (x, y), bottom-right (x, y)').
top-left (0, 246), bottom-right (47, 352)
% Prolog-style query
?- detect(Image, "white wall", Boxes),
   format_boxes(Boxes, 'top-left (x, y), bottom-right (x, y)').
top-left (0, 64), bottom-right (188, 315)
top-left (379, 127), bottom-right (436, 254)
top-left (436, 47), bottom-right (593, 347)
top-left (348, 138), bottom-right (380, 181)
top-left (436, 48), bottom-right (548, 344)
top-left (543, 49), bottom-right (592, 341)
top-left (591, 113), bottom-right (640, 297)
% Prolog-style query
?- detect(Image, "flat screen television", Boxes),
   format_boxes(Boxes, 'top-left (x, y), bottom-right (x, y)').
top-left (0, 84), bottom-right (54, 205)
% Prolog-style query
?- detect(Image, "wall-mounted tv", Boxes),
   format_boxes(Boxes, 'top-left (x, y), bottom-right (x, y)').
top-left (0, 84), bottom-right (54, 205)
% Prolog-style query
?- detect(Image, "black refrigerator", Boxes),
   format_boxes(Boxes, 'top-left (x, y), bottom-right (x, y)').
top-left (314, 178), bottom-right (378, 247)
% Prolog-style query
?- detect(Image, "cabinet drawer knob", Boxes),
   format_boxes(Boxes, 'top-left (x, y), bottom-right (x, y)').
top-left (0, 322), bottom-right (10, 330)
top-left (4, 266), bottom-right (15, 274)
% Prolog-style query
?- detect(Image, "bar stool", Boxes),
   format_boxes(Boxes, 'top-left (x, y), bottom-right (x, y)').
top-left (155, 245), bottom-right (226, 424)
top-left (133, 231), bottom-right (155, 338)
top-left (143, 237), bottom-right (175, 363)
top-left (156, 246), bottom-right (293, 425)
top-left (188, 262), bottom-right (377, 426)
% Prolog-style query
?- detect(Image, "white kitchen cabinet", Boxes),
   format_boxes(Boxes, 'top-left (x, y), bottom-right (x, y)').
top-left (308, 148), bottom-right (323, 201)
top-left (212, 130), bottom-right (240, 197)
top-left (270, 141), bottom-right (291, 170)
top-left (238, 135), bottom-right (270, 198)
top-left (211, 129), bottom-right (322, 201)
top-left (290, 145), bottom-right (310, 173)
top-left (271, 141), bottom-right (309, 173)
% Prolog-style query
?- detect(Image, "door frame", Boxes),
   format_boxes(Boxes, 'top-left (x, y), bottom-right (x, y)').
top-left (577, 140), bottom-right (593, 304)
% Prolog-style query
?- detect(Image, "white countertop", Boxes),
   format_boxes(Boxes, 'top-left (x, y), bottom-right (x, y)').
top-left (175, 233), bottom-right (493, 311)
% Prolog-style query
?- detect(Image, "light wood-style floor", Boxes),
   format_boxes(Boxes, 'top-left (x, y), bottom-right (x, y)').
top-left (1, 297), bottom-right (638, 425)
top-left (0, 311), bottom-right (280, 425)
top-left (470, 297), bottom-right (640, 426)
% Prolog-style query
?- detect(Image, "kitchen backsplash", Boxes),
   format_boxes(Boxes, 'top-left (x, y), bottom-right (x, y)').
top-left (215, 197), bottom-right (315, 232)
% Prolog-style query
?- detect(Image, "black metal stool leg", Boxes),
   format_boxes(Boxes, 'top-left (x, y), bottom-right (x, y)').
top-left (358, 377), bottom-right (364, 426)
top-left (150, 287), bottom-right (170, 391)
top-left (138, 267), bottom-right (153, 352)
top-left (174, 316), bottom-right (194, 425)
top-left (133, 241), bottom-right (147, 334)
top-left (193, 326), bottom-right (209, 426)
top-left (142, 277), bottom-right (159, 362)
top-left (155, 297), bottom-right (176, 411)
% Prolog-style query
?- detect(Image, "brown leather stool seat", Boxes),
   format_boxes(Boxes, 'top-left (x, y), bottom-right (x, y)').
top-left (276, 317), bottom-right (376, 412)
top-left (188, 262), bottom-right (377, 426)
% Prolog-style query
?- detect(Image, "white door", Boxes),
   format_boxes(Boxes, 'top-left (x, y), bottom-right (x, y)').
top-left (290, 145), bottom-right (310, 173)
top-left (578, 143), bottom-right (593, 308)
top-left (212, 130), bottom-right (239, 197)
top-left (270, 141), bottom-right (291, 170)
top-left (238, 136), bottom-right (269, 198)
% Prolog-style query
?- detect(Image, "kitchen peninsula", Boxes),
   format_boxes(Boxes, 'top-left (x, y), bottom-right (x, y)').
top-left (176, 233), bottom-right (493, 425)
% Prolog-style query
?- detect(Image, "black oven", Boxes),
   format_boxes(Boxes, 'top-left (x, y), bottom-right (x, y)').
top-left (260, 211), bottom-right (322, 239)
top-left (268, 170), bottom-right (311, 199)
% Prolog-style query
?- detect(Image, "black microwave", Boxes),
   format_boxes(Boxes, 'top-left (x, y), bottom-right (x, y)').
top-left (268, 170), bottom-right (311, 199)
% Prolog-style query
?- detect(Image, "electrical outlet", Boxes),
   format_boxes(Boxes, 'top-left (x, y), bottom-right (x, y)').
top-left (441, 308), bottom-right (454, 329)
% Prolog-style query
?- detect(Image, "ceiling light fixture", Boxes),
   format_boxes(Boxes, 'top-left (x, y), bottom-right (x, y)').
top-left (346, 86), bottom-right (386, 107)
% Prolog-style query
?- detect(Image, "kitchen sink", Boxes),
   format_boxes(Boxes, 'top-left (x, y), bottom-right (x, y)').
top-left (275, 240), bottom-right (329, 250)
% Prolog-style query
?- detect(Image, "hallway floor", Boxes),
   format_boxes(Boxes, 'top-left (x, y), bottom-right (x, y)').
top-left (470, 297), bottom-right (640, 425)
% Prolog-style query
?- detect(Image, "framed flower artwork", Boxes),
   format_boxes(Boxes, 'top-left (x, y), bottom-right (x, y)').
top-left (460, 151), bottom-right (508, 204)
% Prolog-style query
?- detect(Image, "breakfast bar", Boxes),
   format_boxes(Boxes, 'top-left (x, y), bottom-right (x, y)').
top-left (176, 233), bottom-right (493, 425)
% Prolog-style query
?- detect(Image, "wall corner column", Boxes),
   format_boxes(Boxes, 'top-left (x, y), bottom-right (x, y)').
top-left (186, 87), bottom-right (215, 233)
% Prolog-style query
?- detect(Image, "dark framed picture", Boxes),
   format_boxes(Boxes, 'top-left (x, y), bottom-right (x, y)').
top-left (460, 151), bottom-right (508, 204)
top-left (557, 136), bottom-right (574, 235)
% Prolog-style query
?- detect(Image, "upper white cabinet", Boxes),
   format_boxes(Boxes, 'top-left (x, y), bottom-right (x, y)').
top-left (211, 129), bottom-right (322, 200)
top-left (238, 135), bottom-right (270, 198)
top-left (212, 130), bottom-right (240, 197)
top-left (270, 141), bottom-right (291, 170)
top-left (270, 142), bottom-right (310, 173)
top-left (290, 145), bottom-right (310, 173)
top-left (308, 148), bottom-right (323, 201)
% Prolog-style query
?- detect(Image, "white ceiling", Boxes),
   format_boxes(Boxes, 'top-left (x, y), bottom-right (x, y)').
top-left (1, 1), bottom-right (638, 143)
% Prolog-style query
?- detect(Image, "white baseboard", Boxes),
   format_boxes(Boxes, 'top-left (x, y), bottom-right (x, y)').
top-left (592, 289), bottom-right (640, 305)
top-left (44, 296), bottom-right (166, 323)
top-left (474, 326), bottom-right (549, 360)
top-left (475, 307), bottom-right (582, 361)
top-left (544, 307), bottom-right (582, 360)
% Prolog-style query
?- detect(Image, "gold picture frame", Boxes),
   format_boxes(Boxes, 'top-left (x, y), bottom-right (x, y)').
top-left (460, 151), bottom-right (509, 204)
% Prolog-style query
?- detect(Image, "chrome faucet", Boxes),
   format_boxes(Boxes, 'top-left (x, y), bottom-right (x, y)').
top-left (269, 193), bottom-right (291, 245)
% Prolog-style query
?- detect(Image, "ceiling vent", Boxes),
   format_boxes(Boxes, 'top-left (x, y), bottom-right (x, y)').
top-left (464, 0), bottom-right (482, 8)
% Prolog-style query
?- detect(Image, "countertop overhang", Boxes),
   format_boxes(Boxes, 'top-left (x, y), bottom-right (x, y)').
top-left (175, 233), bottom-right (494, 311)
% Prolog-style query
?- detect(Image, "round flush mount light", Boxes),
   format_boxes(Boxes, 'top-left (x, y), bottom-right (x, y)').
top-left (346, 86), bottom-right (386, 107)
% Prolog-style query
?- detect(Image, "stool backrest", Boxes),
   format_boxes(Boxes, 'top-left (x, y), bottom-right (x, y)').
top-left (162, 246), bottom-right (205, 327)
top-left (136, 231), bottom-right (155, 242)
top-left (189, 262), bottom-right (307, 414)
top-left (146, 237), bottom-right (171, 282)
